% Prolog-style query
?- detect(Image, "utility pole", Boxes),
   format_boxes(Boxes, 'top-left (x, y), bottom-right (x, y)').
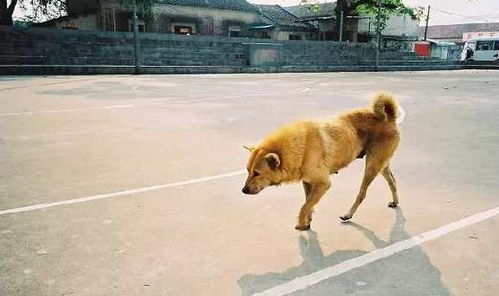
top-left (374, 0), bottom-right (382, 72)
top-left (132, 0), bottom-right (142, 75)
top-left (423, 5), bottom-right (431, 41)
top-left (339, 10), bottom-right (344, 42)
top-left (368, 19), bottom-right (371, 39)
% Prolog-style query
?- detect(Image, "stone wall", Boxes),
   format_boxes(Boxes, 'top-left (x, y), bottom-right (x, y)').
top-left (282, 40), bottom-right (375, 66)
top-left (0, 26), bottom-right (376, 68)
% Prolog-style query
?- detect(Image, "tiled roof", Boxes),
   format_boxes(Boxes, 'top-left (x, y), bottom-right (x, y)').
top-left (256, 5), bottom-right (309, 28)
top-left (419, 22), bottom-right (499, 40)
top-left (285, 2), bottom-right (336, 19)
top-left (158, 0), bottom-right (258, 12)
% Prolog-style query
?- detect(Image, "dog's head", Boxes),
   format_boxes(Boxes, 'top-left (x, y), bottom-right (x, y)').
top-left (242, 145), bottom-right (283, 195)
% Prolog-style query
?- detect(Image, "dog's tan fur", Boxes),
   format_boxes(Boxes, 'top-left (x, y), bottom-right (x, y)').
top-left (242, 92), bottom-right (400, 230)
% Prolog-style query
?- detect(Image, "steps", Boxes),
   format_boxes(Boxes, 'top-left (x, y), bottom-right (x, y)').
top-left (0, 26), bottom-right (465, 75)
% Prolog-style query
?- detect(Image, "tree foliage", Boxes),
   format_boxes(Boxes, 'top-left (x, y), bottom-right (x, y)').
top-left (0, 0), bottom-right (161, 26)
top-left (119, 0), bottom-right (159, 21)
top-left (19, 0), bottom-right (66, 22)
top-left (299, 0), bottom-right (424, 40)
top-left (0, 0), bottom-right (66, 25)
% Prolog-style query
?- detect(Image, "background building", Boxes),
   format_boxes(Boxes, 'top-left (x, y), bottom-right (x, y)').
top-left (419, 22), bottom-right (499, 43)
top-left (37, 0), bottom-right (315, 40)
top-left (256, 4), bottom-right (316, 40)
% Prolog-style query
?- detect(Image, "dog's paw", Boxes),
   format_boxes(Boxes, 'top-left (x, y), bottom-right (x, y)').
top-left (339, 214), bottom-right (352, 221)
top-left (388, 202), bottom-right (398, 208)
top-left (295, 224), bottom-right (311, 231)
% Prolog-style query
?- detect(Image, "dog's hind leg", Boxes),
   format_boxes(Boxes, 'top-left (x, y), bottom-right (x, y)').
top-left (296, 180), bottom-right (331, 231)
top-left (382, 166), bottom-right (399, 208)
top-left (340, 153), bottom-right (388, 221)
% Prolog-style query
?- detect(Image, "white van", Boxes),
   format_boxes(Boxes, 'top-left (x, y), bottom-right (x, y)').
top-left (461, 37), bottom-right (499, 62)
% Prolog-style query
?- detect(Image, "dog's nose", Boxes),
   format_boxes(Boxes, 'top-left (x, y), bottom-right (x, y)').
top-left (242, 186), bottom-right (250, 194)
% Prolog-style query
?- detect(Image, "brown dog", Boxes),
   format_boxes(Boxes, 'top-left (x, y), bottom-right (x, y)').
top-left (242, 92), bottom-right (400, 231)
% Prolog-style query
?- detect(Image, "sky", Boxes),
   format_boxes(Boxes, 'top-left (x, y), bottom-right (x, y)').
top-left (248, 0), bottom-right (499, 25)
top-left (12, 0), bottom-right (499, 26)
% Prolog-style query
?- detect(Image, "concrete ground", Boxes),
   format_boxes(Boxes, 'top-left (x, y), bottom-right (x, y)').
top-left (0, 71), bottom-right (498, 296)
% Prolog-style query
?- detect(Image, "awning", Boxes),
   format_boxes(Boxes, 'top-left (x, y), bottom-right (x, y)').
top-left (247, 23), bottom-right (274, 30)
top-left (427, 39), bottom-right (456, 46)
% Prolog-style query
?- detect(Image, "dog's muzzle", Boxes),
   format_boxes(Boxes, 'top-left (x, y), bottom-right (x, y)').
top-left (242, 186), bottom-right (257, 195)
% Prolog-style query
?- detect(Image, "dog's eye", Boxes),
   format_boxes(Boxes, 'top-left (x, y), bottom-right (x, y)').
top-left (253, 171), bottom-right (260, 177)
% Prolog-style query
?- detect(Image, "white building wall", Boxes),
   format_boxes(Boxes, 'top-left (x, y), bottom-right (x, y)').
top-left (272, 30), bottom-right (309, 40)
top-left (358, 14), bottom-right (419, 37)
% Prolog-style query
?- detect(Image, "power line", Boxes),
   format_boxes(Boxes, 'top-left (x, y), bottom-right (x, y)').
top-left (470, 13), bottom-right (499, 18)
top-left (432, 7), bottom-right (494, 23)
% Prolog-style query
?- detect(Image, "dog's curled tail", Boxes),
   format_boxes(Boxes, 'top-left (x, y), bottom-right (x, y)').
top-left (372, 92), bottom-right (398, 122)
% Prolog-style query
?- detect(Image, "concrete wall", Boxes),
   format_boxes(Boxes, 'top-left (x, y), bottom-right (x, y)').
top-left (0, 26), bottom-right (376, 68)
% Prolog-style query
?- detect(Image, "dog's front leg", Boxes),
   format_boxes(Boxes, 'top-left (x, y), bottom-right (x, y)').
top-left (295, 180), bottom-right (331, 231)
top-left (302, 181), bottom-right (311, 201)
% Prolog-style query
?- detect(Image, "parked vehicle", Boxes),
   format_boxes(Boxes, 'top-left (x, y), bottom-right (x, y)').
top-left (461, 37), bottom-right (499, 62)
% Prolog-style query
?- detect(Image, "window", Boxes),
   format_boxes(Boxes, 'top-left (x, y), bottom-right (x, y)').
top-left (229, 25), bottom-right (242, 38)
top-left (171, 23), bottom-right (196, 35)
top-left (324, 31), bottom-right (334, 41)
top-left (62, 22), bottom-right (77, 30)
top-left (289, 34), bottom-right (302, 40)
top-left (494, 41), bottom-right (499, 50)
top-left (174, 26), bottom-right (193, 35)
top-left (476, 41), bottom-right (494, 51)
top-left (230, 31), bottom-right (240, 37)
top-left (257, 31), bottom-right (271, 39)
top-left (127, 18), bottom-right (145, 32)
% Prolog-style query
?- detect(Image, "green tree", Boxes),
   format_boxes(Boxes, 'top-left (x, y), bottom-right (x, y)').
top-left (0, 0), bottom-right (19, 25)
top-left (0, 0), bottom-right (66, 25)
top-left (300, 0), bottom-right (423, 41)
top-left (0, 0), bottom-right (157, 26)
top-left (119, 0), bottom-right (158, 20)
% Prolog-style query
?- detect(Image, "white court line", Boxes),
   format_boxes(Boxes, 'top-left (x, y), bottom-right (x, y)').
top-left (0, 95), bottom-right (245, 117)
top-left (0, 102), bottom-right (165, 117)
top-left (251, 205), bottom-right (499, 296)
top-left (0, 128), bottom-right (135, 141)
top-left (0, 77), bottom-right (100, 92)
top-left (0, 170), bottom-right (245, 216)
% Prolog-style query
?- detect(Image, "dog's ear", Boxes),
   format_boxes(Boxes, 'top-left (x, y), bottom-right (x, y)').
top-left (265, 153), bottom-right (281, 170)
top-left (243, 145), bottom-right (255, 152)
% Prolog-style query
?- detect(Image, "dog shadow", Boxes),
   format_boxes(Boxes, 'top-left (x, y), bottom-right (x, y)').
top-left (238, 209), bottom-right (451, 296)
